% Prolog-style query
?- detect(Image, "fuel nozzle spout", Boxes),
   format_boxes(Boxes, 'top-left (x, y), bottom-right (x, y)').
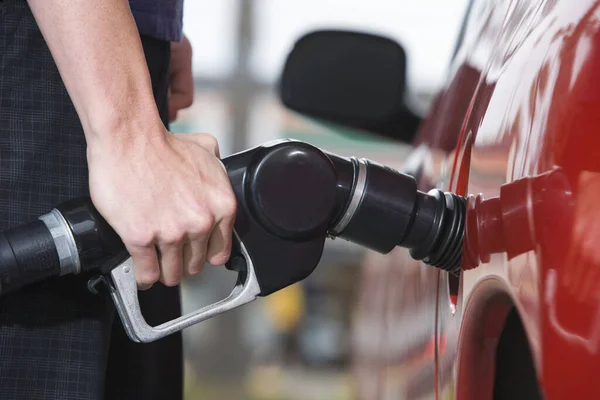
top-left (325, 155), bottom-right (467, 275)
top-left (237, 139), bottom-right (467, 275)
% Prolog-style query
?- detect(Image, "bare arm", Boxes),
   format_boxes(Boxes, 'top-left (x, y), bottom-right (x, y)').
top-left (28, 0), bottom-right (164, 147)
top-left (27, 0), bottom-right (237, 288)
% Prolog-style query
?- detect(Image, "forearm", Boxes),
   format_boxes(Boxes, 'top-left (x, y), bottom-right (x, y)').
top-left (27, 0), bottom-right (165, 149)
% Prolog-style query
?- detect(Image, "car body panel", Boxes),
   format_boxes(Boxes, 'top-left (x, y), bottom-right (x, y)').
top-left (352, 0), bottom-right (600, 398)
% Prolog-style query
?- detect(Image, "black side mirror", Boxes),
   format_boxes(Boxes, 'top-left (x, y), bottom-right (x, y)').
top-left (278, 30), bottom-right (422, 144)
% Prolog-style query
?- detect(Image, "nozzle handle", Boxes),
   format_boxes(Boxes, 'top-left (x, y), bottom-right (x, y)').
top-left (108, 231), bottom-right (261, 343)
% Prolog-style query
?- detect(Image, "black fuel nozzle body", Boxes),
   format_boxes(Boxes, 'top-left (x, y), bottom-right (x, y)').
top-left (223, 139), bottom-right (465, 297)
top-left (0, 139), bottom-right (466, 298)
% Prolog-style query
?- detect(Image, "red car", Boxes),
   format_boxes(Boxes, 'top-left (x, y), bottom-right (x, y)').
top-left (278, 0), bottom-right (600, 398)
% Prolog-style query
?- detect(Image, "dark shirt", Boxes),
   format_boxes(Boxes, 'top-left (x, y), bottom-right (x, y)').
top-left (129, 0), bottom-right (184, 42)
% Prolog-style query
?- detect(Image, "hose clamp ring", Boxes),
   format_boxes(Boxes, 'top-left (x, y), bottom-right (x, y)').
top-left (39, 209), bottom-right (81, 276)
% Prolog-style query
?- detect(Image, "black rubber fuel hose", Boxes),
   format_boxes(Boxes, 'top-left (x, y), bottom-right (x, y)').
top-left (0, 220), bottom-right (61, 294)
top-left (0, 198), bottom-right (126, 296)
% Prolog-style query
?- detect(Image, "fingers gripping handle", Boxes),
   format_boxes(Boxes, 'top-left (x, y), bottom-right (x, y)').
top-left (107, 231), bottom-right (260, 343)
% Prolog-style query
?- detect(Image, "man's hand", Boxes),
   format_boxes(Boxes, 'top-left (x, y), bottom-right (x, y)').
top-left (169, 35), bottom-right (194, 122)
top-left (88, 129), bottom-right (236, 288)
top-left (28, 0), bottom-right (237, 288)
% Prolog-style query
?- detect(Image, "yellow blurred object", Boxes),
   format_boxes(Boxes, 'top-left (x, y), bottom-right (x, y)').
top-left (244, 365), bottom-right (284, 400)
top-left (263, 283), bottom-right (305, 333)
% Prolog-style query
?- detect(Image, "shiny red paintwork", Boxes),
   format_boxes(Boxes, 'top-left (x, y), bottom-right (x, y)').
top-left (352, 0), bottom-right (600, 398)
top-left (450, 0), bottom-right (600, 398)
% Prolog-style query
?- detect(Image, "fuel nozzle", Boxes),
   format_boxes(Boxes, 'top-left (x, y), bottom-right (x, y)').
top-left (235, 140), bottom-right (467, 276)
top-left (0, 138), bottom-right (469, 343)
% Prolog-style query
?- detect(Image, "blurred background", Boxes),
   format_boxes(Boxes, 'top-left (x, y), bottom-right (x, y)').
top-left (169, 1), bottom-right (470, 398)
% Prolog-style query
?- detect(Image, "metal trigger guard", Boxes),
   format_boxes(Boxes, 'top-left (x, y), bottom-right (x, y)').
top-left (107, 231), bottom-right (260, 343)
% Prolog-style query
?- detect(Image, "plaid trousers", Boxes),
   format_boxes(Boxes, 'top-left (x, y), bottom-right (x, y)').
top-left (0, 1), bottom-right (183, 399)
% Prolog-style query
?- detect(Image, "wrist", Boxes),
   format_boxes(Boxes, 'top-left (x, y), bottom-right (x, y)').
top-left (83, 89), bottom-right (167, 149)
top-left (85, 105), bottom-right (168, 160)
